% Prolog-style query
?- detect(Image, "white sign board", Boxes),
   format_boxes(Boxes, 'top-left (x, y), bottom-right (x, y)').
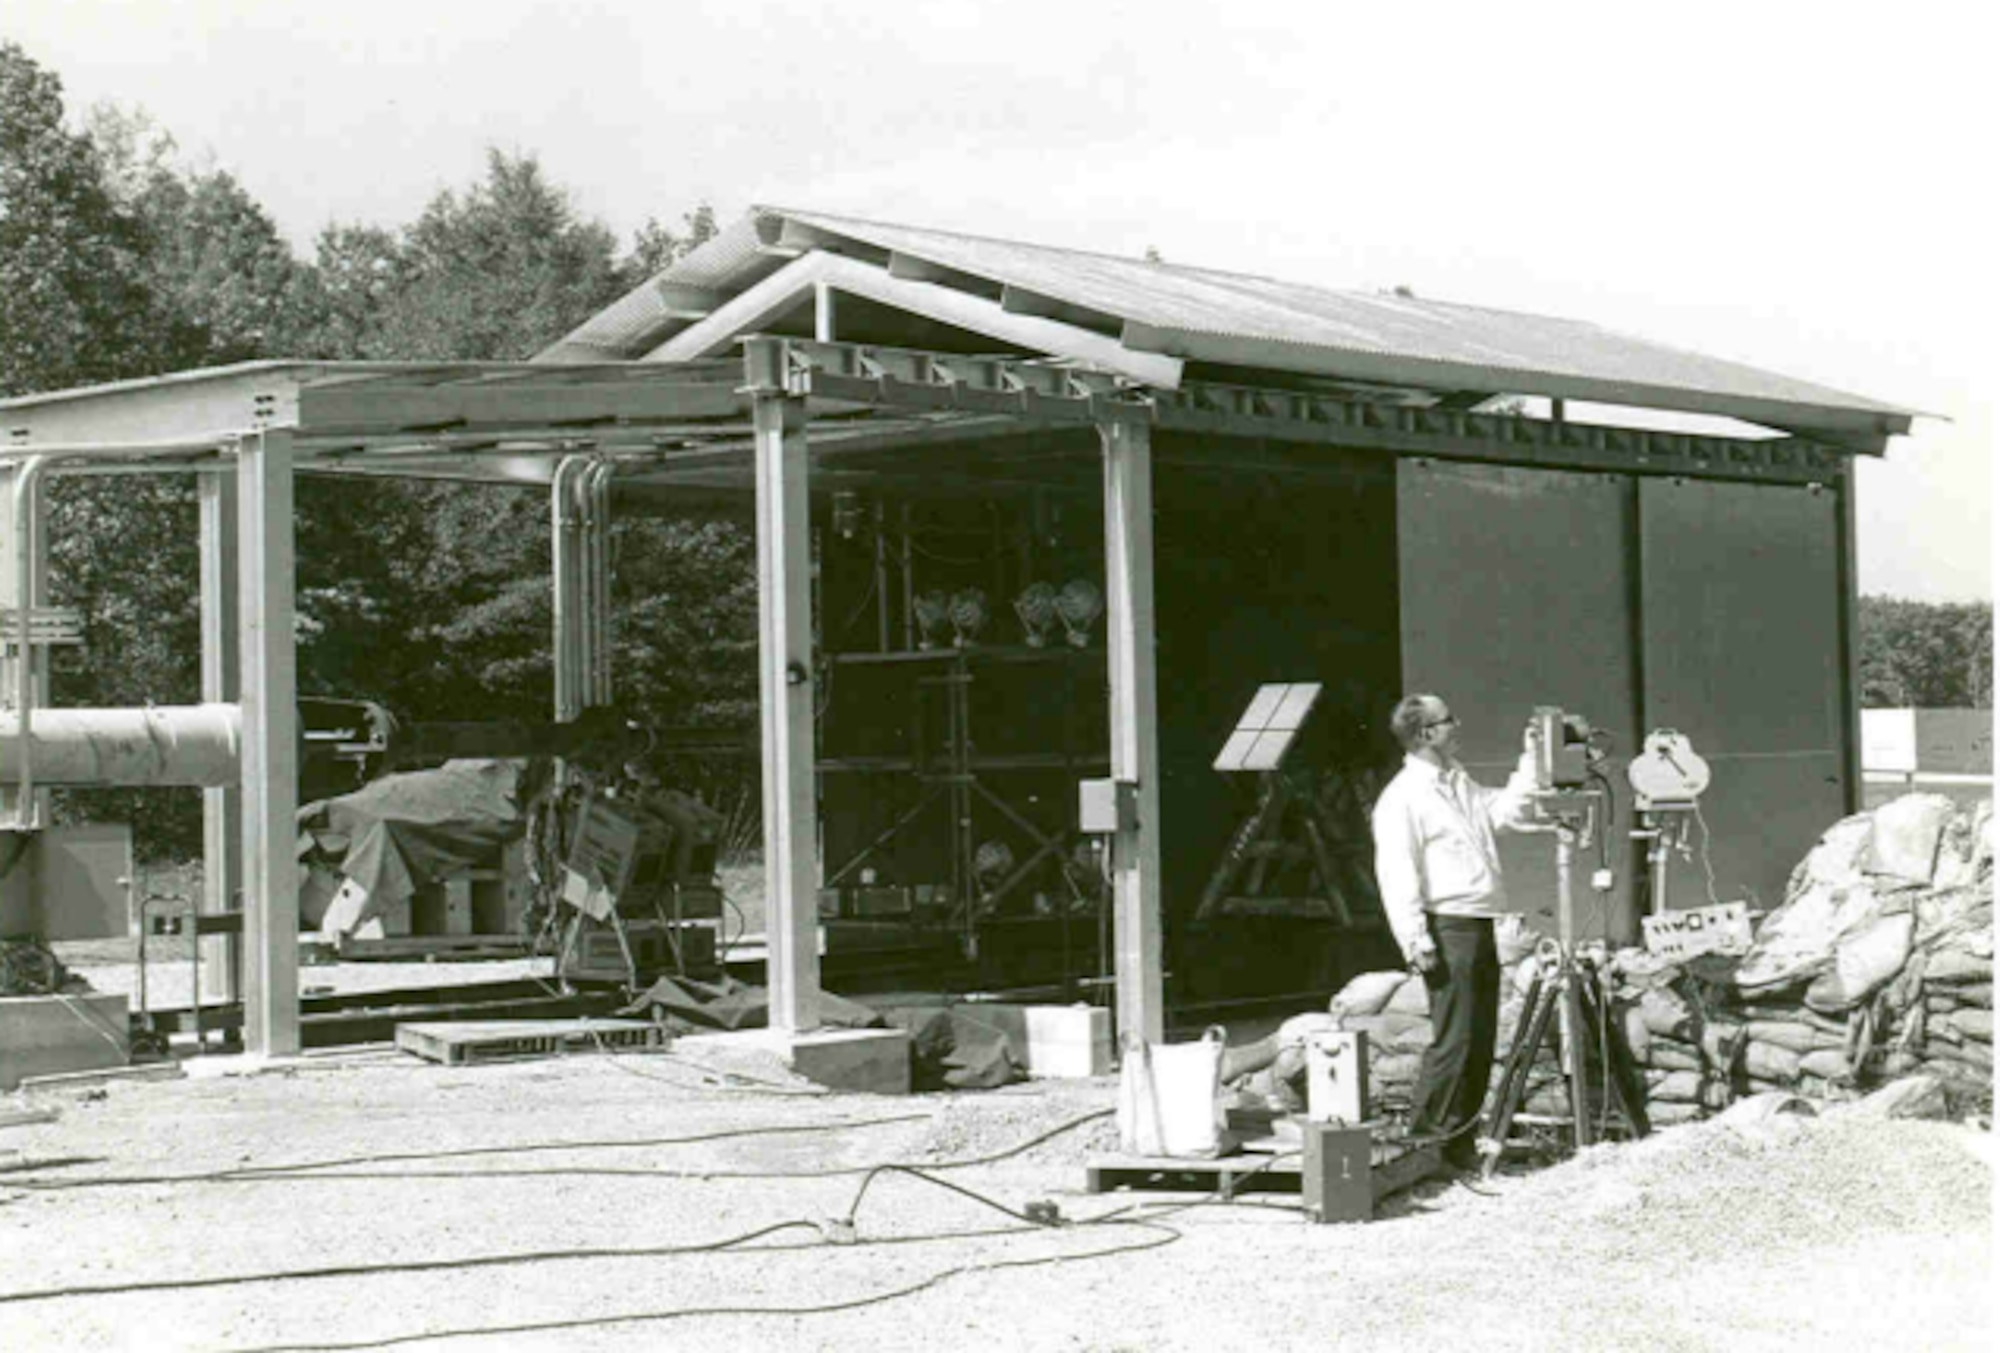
top-left (1641, 901), bottom-right (1753, 963)
top-left (1860, 708), bottom-right (1918, 775)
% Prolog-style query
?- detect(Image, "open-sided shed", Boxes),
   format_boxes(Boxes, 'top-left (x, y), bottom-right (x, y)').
top-left (0, 206), bottom-right (1916, 1057)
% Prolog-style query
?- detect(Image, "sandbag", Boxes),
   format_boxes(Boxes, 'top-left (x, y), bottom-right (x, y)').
top-left (1329, 970), bottom-right (1408, 1018)
top-left (1931, 801), bottom-right (1992, 890)
top-left (1620, 1004), bottom-right (1653, 1064)
top-left (1646, 1041), bottom-right (1703, 1073)
top-left (1928, 1041), bottom-right (1993, 1073)
top-left (1851, 1074), bottom-right (1951, 1121)
top-left (1914, 886), bottom-right (1992, 945)
top-left (1745, 1019), bottom-right (1840, 1055)
top-left (1370, 1051), bottom-right (1422, 1086)
top-left (1716, 1091), bottom-right (1815, 1126)
top-left (1799, 1048), bottom-right (1851, 1082)
top-left (1119, 1028), bottom-right (1228, 1158)
top-left (1949, 1008), bottom-right (1992, 1043)
top-left (1735, 883), bottom-right (1842, 992)
top-left (1639, 987), bottom-right (1696, 1040)
top-left (1867, 793), bottom-right (1955, 885)
top-left (1879, 1049), bottom-right (1922, 1078)
top-left (1801, 813), bottom-right (1876, 890)
top-left (1921, 949), bottom-right (1992, 985)
top-left (1648, 1100), bottom-right (1706, 1125)
top-left (1274, 1012), bottom-right (1345, 1048)
top-left (1386, 975), bottom-right (1431, 1016)
top-left (1744, 1040), bottom-right (1802, 1083)
top-left (1649, 1070), bottom-right (1704, 1103)
top-left (1804, 912), bottom-right (1914, 1014)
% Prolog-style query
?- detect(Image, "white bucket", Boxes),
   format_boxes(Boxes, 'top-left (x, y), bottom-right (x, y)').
top-left (1118, 1026), bottom-right (1229, 1158)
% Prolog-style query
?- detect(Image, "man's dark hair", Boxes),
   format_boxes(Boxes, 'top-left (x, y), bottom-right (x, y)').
top-left (1390, 694), bottom-right (1441, 751)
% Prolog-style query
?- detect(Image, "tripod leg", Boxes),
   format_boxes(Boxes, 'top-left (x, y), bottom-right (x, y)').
top-left (1481, 974), bottom-right (1557, 1177)
top-left (1561, 973), bottom-right (1593, 1148)
top-left (1593, 971), bottom-right (1652, 1137)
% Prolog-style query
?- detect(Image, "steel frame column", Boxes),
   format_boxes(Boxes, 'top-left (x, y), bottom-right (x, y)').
top-left (750, 370), bottom-right (820, 1035)
top-left (199, 468), bottom-right (242, 1002)
top-left (235, 429), bottom-right (299, 1056)
top-left (1834, 466), bottom-right (1864, 812)
top-left (1100, 413), bottom-right (1164, 1048)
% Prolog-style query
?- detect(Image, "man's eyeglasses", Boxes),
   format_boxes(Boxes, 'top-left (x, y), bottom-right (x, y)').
top-left (1424, 716), bottom-right (1460, 731)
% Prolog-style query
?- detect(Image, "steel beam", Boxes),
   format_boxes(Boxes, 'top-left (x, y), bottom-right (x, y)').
top-left (1099, 412), bottom-right (1164, 1052)
top-left (235, 429), bottom-right (299, 1056)
top-left (747, 343), bottom-right (822, 1034)
top-left (199, 470), bottom-right (242, 1003)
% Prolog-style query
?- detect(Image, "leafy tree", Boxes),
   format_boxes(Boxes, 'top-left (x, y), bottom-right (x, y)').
top-left (1859, 596), bottom-right (1993, 708)
top-left (0, 43), bottom-right (157, 396)
top-left (628, 202), bottom-right (719, 282)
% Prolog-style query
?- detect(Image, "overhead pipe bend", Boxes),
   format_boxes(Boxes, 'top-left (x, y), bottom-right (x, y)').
top-left (584, 458), bottom-right (616, 707)
top-left (550, 454), bottom-right (592, 723)
top-left (10, 455), bottom-right (52, 827)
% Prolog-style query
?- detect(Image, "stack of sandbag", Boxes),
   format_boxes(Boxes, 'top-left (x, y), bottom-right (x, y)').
top-left (1610, 953), bottom-right (1740, 1125)
top-left (1236, 918), bottom-right (1557, 1116)
top-left (1612, 793), bottom-right (1992, 1123)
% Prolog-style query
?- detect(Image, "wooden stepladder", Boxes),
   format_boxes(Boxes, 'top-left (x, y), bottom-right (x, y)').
top-left (1194, 682), bottom-right (1375, 927)
top-left (1197, 765), bottom-right (1353, 924)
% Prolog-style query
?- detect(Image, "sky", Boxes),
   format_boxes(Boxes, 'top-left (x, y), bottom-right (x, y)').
top-left (8, 0), bottom-right (1993, 603)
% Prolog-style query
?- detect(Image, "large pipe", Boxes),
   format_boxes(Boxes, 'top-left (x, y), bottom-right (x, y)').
top-left (0, 701), bottom-right (643, 789)
top-left (0, 704), bottom-right (242, 788)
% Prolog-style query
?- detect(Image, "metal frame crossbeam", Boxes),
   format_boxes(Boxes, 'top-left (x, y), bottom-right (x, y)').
top-left (762, 338), bottom-right (1850, 486)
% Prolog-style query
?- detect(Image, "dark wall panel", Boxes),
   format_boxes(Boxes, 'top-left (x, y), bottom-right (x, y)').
top-left (1397, 460), bottom-right (1641, 942)
top-left (1638, 477), bottom-right (1847, 914)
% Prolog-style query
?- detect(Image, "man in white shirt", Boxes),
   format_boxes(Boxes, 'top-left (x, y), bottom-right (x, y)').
top-left (1371, 693), bottom-right (1540, 1170)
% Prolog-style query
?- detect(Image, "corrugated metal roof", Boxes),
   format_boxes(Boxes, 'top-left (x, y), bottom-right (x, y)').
top-left (538, 206), bottom-right (1917, 439)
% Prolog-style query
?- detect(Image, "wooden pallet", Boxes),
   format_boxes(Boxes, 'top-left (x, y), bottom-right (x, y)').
top-left (1084, 1139), bottom-right (1438, 1203)
top-left (395, 1019), bottom-right (664, 1066)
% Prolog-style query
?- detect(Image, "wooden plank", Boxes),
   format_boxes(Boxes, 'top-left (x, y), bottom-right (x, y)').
top-left (237, 429), bottom-right (300, 1056)
top-left (749, 357), bottom-right (822, 1036)
top-left (1100, 414), bottom-right (1164, 1053)
top-left (395, 1018), bottom-right (663, 1066)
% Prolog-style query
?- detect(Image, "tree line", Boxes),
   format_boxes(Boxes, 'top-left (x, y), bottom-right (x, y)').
top-left (1859, 596), bottom-right (1992, 710)
top-left (4, 42), bottom-right (754, 855)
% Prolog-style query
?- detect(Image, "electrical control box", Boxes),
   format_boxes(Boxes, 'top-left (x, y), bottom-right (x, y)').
top-left (1301, 1122), bottom-right (1375, 1224)
top-left (1078, 778), bottom-right (1139, 835)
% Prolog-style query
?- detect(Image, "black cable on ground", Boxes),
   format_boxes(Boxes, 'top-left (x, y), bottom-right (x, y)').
top-left (0, 1113), bottom-right (933, 1192)
top-left (228, 1222), bottom-right (1183, 1353)
top-left (0, 1220), bottom-right (821, 1308)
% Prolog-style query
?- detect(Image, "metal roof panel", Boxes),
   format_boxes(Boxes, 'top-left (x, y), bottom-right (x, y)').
top-left (543, 206), bottom-right (1918, 439)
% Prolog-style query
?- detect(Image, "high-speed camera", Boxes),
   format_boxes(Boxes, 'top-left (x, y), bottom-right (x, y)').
top-left (1531, 706), bottom-right (1596, 791)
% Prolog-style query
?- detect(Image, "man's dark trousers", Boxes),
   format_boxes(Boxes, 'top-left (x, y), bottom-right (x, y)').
top-left (1409, 913), bottom-right (1500, 1168)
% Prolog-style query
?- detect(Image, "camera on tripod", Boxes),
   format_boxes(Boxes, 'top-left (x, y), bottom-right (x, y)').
top-left (1529, 706), bottom-right (1598, 792)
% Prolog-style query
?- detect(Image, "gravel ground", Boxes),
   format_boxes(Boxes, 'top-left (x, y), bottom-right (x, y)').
top-left (1, 1034), bottom-right (1991, 1353)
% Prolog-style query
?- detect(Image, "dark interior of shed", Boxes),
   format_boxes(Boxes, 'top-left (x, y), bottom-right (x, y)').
top-left (809, 427), bottom-right (1408, 1008)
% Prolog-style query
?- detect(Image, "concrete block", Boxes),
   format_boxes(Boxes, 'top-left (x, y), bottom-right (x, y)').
top-left (1, 993), bottom-right (130, 1091)
top-left (1023, 1004), bottom-right (1113, 1078)
top-left (786, 1026), bottom-right (911, 1095)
